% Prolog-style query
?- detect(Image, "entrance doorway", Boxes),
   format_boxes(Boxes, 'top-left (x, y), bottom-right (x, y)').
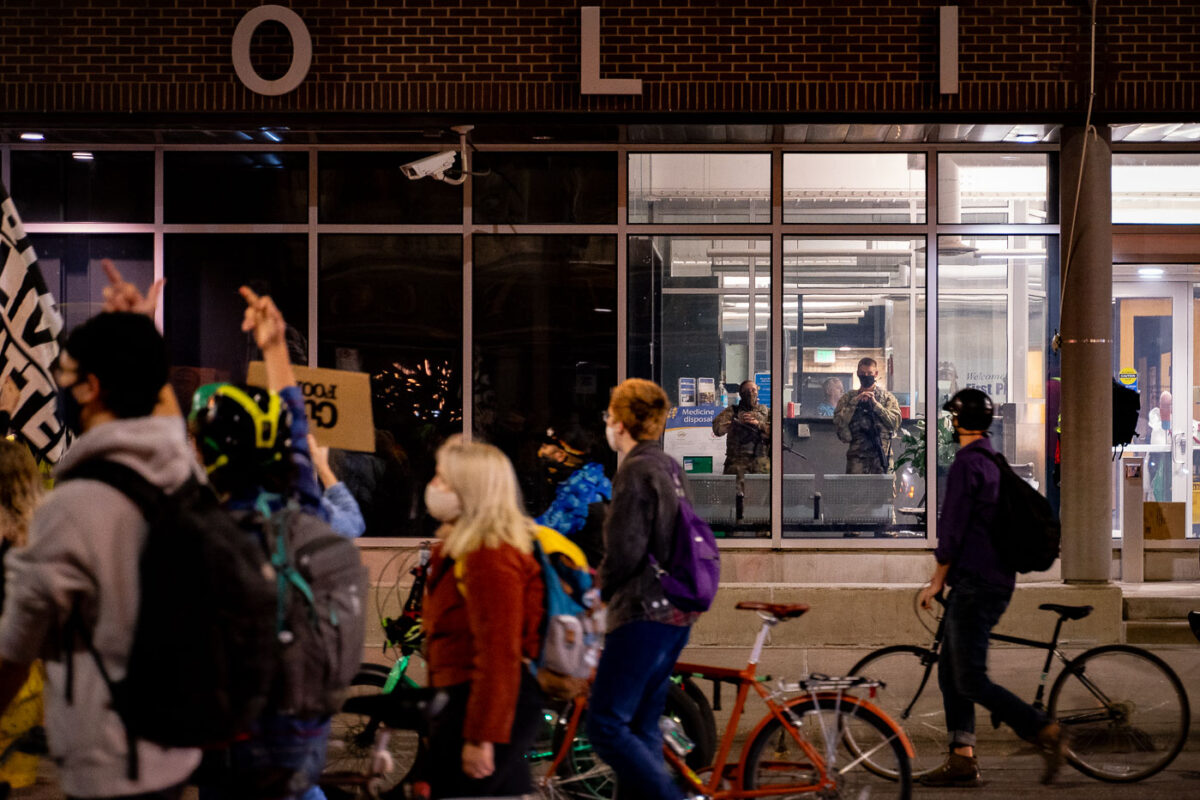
top-left (1112, 274), bottom-right (1194, 538)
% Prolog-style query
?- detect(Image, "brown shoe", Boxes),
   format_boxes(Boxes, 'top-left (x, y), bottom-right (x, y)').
top-left (1036, 721), bottom-right (1068, 784)
top-left (918, 752), bottom-right (982, 787)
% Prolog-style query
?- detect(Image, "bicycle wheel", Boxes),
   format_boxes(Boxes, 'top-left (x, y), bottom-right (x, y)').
top-left (1049, 644), bottom-right (1190, 782)
top-left (743, 694), bottom-right (911, 799)
top-left (321, 667), bottom-right (422, 797)
top-left (848, 645), bottom-right (944, 779)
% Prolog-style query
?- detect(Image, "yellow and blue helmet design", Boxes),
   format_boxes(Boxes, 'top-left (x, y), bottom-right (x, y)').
top-left (188, 382), bottom-right (292, 478)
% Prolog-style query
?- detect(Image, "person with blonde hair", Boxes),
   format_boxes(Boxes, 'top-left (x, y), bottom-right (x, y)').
top-left (0, 439), bottom-right (46, 795)
top-left (588, 379), bottom-right (702, 800)
top-left (421, 436), bottom-right (546, 798)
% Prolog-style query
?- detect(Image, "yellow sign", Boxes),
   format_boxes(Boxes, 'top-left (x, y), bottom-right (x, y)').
top-left (247, 362), bottom-right (375, 453)
top-left (1118, 368), bottom-right (1138, 392)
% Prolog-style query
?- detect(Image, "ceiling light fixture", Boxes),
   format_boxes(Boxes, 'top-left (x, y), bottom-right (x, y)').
top-left (19, 132), bottom-right (44, 141)
top-left (72, 151), bottom-right (94, 161)
top-left (1138, 267), bottom-right (1164, 279)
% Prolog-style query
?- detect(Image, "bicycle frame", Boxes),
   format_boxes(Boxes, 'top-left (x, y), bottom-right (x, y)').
top-left (920, 601), bottom-right (1077, 713)
top-left (540, 613), bottom-right (913, 799)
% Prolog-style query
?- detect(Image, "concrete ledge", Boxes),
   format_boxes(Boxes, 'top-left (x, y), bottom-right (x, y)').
top-left (689, 582), bottom-right (1123, 649)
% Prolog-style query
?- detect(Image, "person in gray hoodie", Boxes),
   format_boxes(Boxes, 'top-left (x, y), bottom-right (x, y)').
top-left (0, 310), bottom-right (202, 800)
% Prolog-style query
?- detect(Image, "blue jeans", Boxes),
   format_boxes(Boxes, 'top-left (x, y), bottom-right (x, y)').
top-left (938, 581), bottom-right (1047, 748)
top-left (197, 714), bottom-right (330, 800)
top-left (587, 620), bottom-right (692, 800)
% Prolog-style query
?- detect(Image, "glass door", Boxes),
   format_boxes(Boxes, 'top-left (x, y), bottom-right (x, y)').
top-left (1112, 279), bottom-right (1192, 537)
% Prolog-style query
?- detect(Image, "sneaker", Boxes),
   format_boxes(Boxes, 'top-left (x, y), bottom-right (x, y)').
top-left (1036, 721), bottom-right (1067, 785)
top-left (918, 752), bottom-right (982, 788)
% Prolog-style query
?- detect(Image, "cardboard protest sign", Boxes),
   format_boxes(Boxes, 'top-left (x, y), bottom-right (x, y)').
top-left (247, 362), bottom-right (375, 453)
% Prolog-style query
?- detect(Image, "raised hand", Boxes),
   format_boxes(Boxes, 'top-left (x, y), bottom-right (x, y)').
top-left (239, 286), bottom-right (286, 353)
top-left (101, 259), bottom-right (164, 316)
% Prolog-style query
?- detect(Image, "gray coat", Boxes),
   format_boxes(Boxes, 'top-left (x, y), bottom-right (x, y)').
top-left (598, 441), bottom-right (693, 631)
top-left (0, 417), bottom-right (204, 797)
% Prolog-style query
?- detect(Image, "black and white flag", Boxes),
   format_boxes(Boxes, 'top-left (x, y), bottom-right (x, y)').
top-left (0, 183), bottom-right (67, 464)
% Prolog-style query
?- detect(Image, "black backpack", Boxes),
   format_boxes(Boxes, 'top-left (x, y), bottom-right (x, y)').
top-left (980, 450), bottom-right (1061, 573)
top-left (230, 505), bottom-right (369, 718)
top-left (61, 461), bottom-right (277, 779)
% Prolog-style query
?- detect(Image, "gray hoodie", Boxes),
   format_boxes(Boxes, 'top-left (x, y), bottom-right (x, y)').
top-left (0, 416), bottom-right (204, 797)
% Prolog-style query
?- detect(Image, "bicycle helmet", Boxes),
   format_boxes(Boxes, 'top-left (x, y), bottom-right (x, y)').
top-left (942, 388), bottom-right (994, 432)
top-left (188, 382), bottom-right (292, 481)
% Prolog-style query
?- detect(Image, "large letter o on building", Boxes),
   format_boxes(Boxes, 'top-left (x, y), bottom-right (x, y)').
top-left (232, 5), bottom-right (312, 96)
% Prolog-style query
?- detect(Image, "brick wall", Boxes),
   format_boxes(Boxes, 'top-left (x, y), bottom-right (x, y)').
top-left (0, 0), bottom-right (1195, 117)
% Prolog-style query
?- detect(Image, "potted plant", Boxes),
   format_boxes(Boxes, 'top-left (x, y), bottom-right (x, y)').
top-left (893, 414), bottom-right (957, 510)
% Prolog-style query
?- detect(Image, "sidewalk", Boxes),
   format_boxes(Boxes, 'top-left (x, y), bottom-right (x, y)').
top-left (10, 743), bottom-right (1200, 799)
top-left (916, 740), bottom-right (1200, 799)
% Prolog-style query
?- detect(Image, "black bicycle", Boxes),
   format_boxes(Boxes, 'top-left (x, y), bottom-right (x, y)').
top-left (849, 591), bottom-right (1190, 783)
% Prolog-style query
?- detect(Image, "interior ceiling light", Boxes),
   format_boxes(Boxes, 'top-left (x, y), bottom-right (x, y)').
top-left (1014, 134), bottom-right (1041, 143)
top-left (19, 132), bottom-right (44, 141)
top-left (71, 151), bottom-right (94, 161)
top-left (1138, 267), bottom-right (1165, 278)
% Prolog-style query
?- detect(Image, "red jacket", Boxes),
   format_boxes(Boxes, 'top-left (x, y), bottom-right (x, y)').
top-left (423, 540), bottom-right (544, 743)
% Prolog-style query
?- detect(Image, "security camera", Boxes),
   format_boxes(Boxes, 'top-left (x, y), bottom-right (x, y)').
top-left (400, 151), bottom-right (458, 181)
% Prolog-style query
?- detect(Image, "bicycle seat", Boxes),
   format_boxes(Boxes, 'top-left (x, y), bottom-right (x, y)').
top-left (735, 601), bottom-right (810, 619)
top-left (1038, 603), bottom-right (1093, 620)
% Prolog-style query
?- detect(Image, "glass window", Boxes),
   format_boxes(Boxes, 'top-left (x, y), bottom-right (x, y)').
top-left (28, 234), bottom-right (153, 331)
top-left (628, 153), bottom-right (770, 223)
top-left (783, 153), bottom-right (926, 223)
top-left (11, 151), bottom-right (153, 223)
top-left (165, 152), bottom-right (307, 223)
top-left (1113, 153), bottom-right (1200, 223)
top-left (318, 235), bottom-right (463, 538)
top-left (938, 234), bottom-right (1049, 294)
top-left (318, 152), bottom-right (463, 224)
top-left (784, 237), bottom-right (924, 289)
top-left (473, 235), bottom-right (617, 519)
top-left (164, 234), bottom-right (307, 400)
top-left (629, 236), bottom-right (772, 538)
top-left (937, 235), bottom-right (1056, 511)
top-left (783, 293), bottom-right (925, 538)
top-left (938, 153), bottom-right (1050, 224)
top-left (472, 152), bottom-right (617, 224)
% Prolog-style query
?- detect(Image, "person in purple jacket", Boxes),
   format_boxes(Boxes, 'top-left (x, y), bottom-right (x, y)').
top-left (917, 388), bottom-right (1066, 788)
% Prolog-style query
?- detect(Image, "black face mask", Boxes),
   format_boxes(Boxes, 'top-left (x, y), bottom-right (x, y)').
top-left (59, 383), bottom-right (84, 437)
top-left (858, 373), bottom-right (876, 388)
top-left (739, 391), bottom-right (755, 406)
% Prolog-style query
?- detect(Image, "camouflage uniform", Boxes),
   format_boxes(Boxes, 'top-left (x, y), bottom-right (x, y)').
top-left (712, 403), bottom-right (771, 480)
top-left (833, 387), bottom-right (902, 474)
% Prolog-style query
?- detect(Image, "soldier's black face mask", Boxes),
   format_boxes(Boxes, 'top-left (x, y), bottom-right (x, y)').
top-left (739, 390), bottom-right (755, 406)
top-left (858, 373), bottom-right (876, 388)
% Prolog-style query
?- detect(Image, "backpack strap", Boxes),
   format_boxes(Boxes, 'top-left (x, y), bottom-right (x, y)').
top-left (58, 459), bottom-right (169, 783)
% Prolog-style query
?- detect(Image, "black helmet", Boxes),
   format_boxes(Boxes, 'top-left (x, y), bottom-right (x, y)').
top-left (942, 388), bottom-right (994, 432)
top-left (188, 383), bottom-right (293, 484)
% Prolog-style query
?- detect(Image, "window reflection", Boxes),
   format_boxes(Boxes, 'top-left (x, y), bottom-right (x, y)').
top-left (628, 153), bottom-right (771, 223)
top-left (783, 153), bottom-right (926, 223)
top-left (937, 153), bottom-right (1050, 224)
top-left (1113, 153), bottom-right (1200, 223)
top-left (782, 293), bottom-right (924, 538)
top-left (29, 234), bottom-right (153, 332)
top-left (473, 235), bottom-right (617, 518)
top-left (318, 235), bottom-right (463, 538)
top-left (937, 235), bottom-right (1055, 512)
top-left (629, 236), bottom-right (772, 537)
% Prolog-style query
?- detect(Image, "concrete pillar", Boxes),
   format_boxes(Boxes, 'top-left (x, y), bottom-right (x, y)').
top-left (1059, 125), bottom-right (1113, 583)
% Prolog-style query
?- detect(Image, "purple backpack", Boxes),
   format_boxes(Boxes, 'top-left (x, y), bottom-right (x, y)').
top-left (649, 465), bottom-right (720, 612)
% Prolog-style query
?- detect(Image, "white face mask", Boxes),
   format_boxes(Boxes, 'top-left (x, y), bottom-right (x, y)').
top-left (424, 483), bottom-right (462, 523)
top-left (605, 424), bottom-right (620, 452)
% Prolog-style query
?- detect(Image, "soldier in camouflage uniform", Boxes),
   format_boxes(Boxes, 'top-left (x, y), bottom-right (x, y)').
top-left (833, 357), bottom-right (902, 474)
top-left (713, 381), bottom-right (770, 511)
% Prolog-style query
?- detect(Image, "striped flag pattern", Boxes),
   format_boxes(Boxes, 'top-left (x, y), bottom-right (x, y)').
top-left (0, 183), bottom-right (68, 464)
